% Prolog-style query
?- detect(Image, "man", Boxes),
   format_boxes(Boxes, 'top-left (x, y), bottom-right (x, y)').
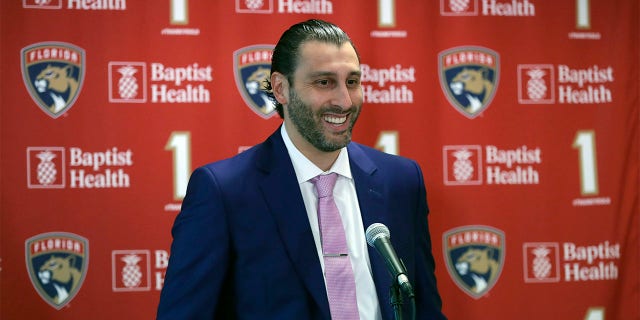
top-left (157, 19), bottom-right (445, 320)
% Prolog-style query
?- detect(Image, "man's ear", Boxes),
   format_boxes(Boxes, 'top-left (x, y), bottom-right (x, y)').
top-left (271, 72), bottom-right (289, 106)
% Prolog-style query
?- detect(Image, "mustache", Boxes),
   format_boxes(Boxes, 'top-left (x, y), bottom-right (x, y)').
top-left (321, 105), bottom-right (359, 114)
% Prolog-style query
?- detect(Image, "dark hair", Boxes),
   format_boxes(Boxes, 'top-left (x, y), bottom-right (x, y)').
top-left (263, 19), bottom-right (359, 118)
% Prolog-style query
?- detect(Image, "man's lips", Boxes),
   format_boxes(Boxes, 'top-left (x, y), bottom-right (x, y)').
top-left (323, 113), bottom-right (348, 125)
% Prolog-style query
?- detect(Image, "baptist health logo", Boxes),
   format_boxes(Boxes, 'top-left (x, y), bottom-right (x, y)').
top-left (361, 64), bottom-right (416, 104)
top-left (108, 61), bottom-right (212, 103)
top-left (518, 64), bottom-right (614, 104)
top-left (112, 249), bottom-right (170, 291)
top-left (27, 146), bottom-right (133, 189)
top-left (443, 144), bottom-right (542, 185)
top-left (23, 0), bottom-right (126, 10)
top-left (523, 241), bottom-right (620, 283)
top-left (440, 0), bottom-right (535, 16)
top-left (235, 0), bottom-right (333, 14)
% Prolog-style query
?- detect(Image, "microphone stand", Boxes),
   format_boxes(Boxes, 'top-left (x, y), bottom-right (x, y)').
top-left (390, 282), bottom-right (404, 320)
top-left (390, 280), bottom-right (416, 320)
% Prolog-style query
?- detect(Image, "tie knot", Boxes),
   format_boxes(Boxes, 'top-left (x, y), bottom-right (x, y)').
top-left (311, 173), bottom-right (338, 198)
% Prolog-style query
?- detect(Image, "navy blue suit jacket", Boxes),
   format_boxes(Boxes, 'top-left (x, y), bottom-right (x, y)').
top-left (157, 128), bottom-right (445, 320)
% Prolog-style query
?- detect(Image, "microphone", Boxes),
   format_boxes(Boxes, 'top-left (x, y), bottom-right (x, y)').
top-left (365, 223), bottom-right (414, 296)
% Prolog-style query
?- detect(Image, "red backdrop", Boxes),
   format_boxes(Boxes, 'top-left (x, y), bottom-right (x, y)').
top-left (2, 0), bottom-right (639, 319)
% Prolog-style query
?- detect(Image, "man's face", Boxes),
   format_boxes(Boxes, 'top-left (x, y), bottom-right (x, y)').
top-left (284, 41), bottom-right (363, 153)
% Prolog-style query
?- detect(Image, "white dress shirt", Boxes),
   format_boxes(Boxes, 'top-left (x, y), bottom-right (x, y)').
top-left (281, 125), bottom-right (382, 320)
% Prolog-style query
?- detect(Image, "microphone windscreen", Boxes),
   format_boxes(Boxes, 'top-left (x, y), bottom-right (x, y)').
top-left (365, 223), bottom-right (391, 247)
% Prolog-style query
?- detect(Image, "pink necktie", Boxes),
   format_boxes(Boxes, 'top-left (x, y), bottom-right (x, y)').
top-left (311, 173), bottom-right (359, 320)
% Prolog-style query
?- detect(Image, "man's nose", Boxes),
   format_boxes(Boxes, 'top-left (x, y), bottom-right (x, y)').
top-left (332, 84), bottom-right (355, 109)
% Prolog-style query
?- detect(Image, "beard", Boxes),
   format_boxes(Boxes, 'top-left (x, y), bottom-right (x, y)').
top-left (286, 88), bottom-right (361, 152)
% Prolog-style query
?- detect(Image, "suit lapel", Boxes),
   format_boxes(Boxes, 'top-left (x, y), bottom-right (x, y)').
top-left (348, 143), bottom-right (386, 232)
top-left (348, 143), bottom-right (394, 319)
top-left (256, 130), bottom-right (331, 319)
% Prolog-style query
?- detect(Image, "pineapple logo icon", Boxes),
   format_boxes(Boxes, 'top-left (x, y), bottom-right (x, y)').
top-left (35, 151), bottom-right (58, 185)
top-left (440, 0), bottom-right (478, 16)
top-left (112, 250), bottom-right (150, 291)
top-left (443, 145), bottom-right (482, 185)
top-left (531, 246), bottom-right (552, 279)
top-left (27, 147), bottom-right (65, 188)
top-left (525, 68), bottom-right (547, 101)
top-left (244, 0), bottom-right (265, 10)
top-left (120, 254), bottom-right (143, 288)
top-left (236, 0), bottom-right (272, 13)
top-left (523, 242), bottom-right (560, 283)
top-left (117, 66), bottom-right (139, 99)
top-left (448, 0), bottom-right (471, 13)
top-left (452, 149), bottom-right (474, 182)
top-left (518, 64), bottom-right (554, 104)
top-left (109, 62), bottom-right (147, 103)
top-left (23, 0), bottom-right (62, 9)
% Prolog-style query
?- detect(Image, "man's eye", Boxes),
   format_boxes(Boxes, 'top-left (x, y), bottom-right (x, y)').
top-left (316, 79), bottom-right (330, 86)
top-left (347, 79), bottom-right (361, 86)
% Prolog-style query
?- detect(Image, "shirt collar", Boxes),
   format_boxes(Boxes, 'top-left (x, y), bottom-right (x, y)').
top-left (281, 124), bottom-right (352, 183)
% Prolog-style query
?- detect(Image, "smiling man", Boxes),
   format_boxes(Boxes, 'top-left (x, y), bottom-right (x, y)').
top-left (157, 19), bottom-right (446, 320)
top-left (272, 36), bottom-right (363, 170)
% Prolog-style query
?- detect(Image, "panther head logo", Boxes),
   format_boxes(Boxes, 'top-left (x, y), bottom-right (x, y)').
top-left (37, 255), bottom-right (83, 305)
top-left (233, 44), bottom-right (277, 119)
top-left (33, 64), bottom-right (80, 114)
top-left (21, 42), bottom-right (86, 118)
top-left (443, 225), bottom-right (505, 299)
top-left (449, 67), bottom-right (495, 114)
top-left (26, 232), bottom-right (89, 309)
top-left (439, 46), bottom-right (499, 119)
top-left (454, 247), bottom-right (500, 294)
top-left (244, 66), bottom-right (275, 115)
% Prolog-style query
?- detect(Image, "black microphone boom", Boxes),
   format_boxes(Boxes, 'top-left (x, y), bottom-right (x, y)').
top-left (365, 223), bottom-right (414, 296)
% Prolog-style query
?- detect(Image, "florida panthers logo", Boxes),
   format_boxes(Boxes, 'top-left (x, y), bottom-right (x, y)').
top-left (25, 232), bottom-right (89, 309)
top-left (443, 225), bottom-right (505, 299)
top-left (21, 42), bottom-right (86, 118)
top-left (233, 45), bottom-right (276, 119)
top-left (439, 46), bottom-right (499, 118)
